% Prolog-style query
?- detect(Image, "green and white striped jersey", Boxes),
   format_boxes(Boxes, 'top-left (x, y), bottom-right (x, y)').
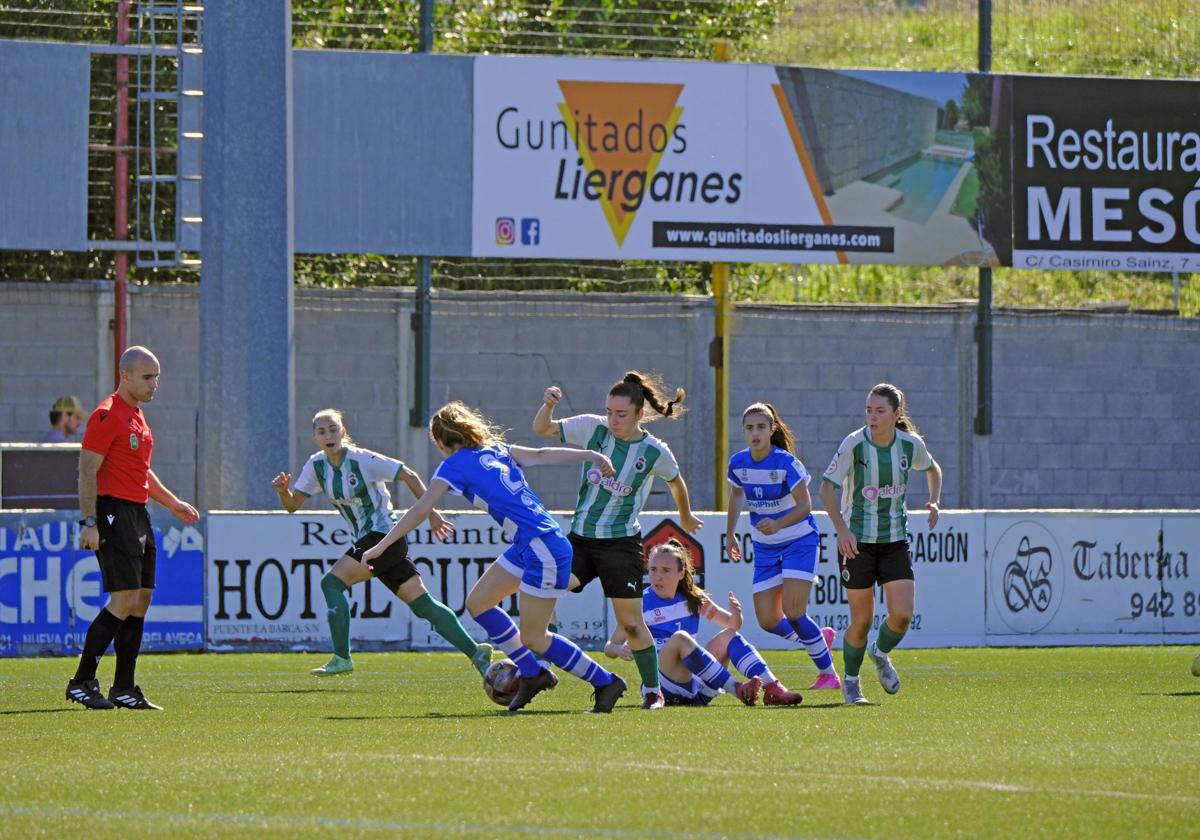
top-left (821, 426), bottom-right (934, 544)
top-left (293, 445), bottom-right (405, 540)
top-left (560, 414), bottom-right (680, 539)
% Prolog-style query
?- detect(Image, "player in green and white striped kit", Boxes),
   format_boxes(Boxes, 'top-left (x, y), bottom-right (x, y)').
top-left (533, 371), bottom-right (701, 710)
top-left (272, 408), bottom-right (492, 677)
top-left (819, 384), bottom-right (942, 705)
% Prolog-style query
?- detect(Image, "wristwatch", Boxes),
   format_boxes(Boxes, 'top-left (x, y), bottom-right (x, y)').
top-left (79, 515), bottom-right (96, 528)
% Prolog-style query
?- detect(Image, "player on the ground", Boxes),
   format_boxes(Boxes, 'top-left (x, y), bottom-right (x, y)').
top-left (66, 346), bottom-right (200, 711)
top-left (725, 402), bottom-right (840, 691)
top-left (272, 408), bottom-right (492, 677)
top-left (363, 401), bottom-right (628, 713)
top-left (532, 371), bottom-right (700, 710)
top-left (819, 383), bottom-right (942, 706)
top-left (604, 539), bottom-right (804, 707)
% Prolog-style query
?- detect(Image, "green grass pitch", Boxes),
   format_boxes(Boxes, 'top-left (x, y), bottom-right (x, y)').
top-left (2, 647), bottom-right (1197, 838)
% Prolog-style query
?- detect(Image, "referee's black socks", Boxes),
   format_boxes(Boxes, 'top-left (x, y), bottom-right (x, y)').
top-left (73, 608), bottom-right (122, 682)
top-left (113, 615), bottom-right (146, 689)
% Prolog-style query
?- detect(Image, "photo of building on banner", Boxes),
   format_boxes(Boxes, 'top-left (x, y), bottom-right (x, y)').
top-left (1011, 75), bottom-right (1200, 273)
top-left (472, 56), bottom-right (1008, 268)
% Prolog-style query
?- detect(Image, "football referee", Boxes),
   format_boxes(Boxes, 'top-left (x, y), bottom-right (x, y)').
top-left (65, 346), bottom-right (199, 710)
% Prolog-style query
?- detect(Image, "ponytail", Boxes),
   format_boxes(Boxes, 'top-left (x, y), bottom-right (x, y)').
top-left (608, 370), bottom-right (685, 421)
top-left (870, 383), bottom-right (919, 436)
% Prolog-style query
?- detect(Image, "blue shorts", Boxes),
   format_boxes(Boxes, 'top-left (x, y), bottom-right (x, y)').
top-left (659, 671), bottom-right (715, 707)
top-left (495, 531), bottom-right (573, 598)
top-left (752, 530), bottom-right (820, 593)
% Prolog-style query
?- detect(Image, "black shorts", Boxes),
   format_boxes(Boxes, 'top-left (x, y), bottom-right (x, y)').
top-left (96, 495), bottom-right (156, 592)
top-left (839, 539), bottom-right (914, 589)
top-left (347, 532), bottom-right (417, 592)
top-left (569, 532), bottom-right (645, 599)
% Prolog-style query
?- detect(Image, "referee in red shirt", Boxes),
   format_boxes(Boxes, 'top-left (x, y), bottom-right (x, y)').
top-left (65, 346), bottom-right (199, 710)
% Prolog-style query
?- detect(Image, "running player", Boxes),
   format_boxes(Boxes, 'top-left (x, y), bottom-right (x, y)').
top-left (363, 401), bottom-right (628, 713)
top-left (533, 371), bottom-right (700, 710)
top-left (604, 540), bottom-right (804, 707)
top-left (819, 383), bottom-right (942, 706)
top-left (272, 408), bottom-right (492, 677)
top-left (725, 403), bottom-right (840, 690)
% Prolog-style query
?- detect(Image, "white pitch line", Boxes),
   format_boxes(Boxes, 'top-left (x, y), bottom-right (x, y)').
top-left (355, 753), bottom-right (1200, 807)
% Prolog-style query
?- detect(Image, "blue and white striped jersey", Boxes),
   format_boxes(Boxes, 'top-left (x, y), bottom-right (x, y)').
top-left (727, 447), bottom-right (817, 545)
top-left (642, 589), bottom-right (700, 650)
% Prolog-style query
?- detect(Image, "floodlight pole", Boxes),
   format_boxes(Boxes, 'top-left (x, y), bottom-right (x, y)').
top-left (711, 39), bottom-right (733, 511)
top-left (113, 0), bottom-right (130, 387)
top-left (975, 0), bottom-right (993, 435)
top-left (411, 0), bottom-right (435, 428)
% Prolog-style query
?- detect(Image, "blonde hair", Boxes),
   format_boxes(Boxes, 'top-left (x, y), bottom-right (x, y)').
top-left (429, 401), bottom-right (505, 450)
top-left (870, 383), bottom-right (919, 435)
top-left (741, 402), bottom-right (796, 454)
top-left (649, 539), bottom-right (706, 616)
top-left (312, 407), bottom-right (355, 446)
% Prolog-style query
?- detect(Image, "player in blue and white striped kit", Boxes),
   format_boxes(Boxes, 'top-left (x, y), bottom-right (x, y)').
top-left (604, 539), bottom-right (803, 706)
top-left (725, 403), bottom-right (840, 691)
top-left (363, 401), bottom-right (627, 713)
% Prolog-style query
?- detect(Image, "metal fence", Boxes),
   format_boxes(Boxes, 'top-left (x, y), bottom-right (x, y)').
top-left (1, 1), bottom-right (1196, 312)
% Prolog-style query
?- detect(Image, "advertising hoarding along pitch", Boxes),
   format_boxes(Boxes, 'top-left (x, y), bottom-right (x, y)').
top-left (473, 57), bottom-right (1004, 267)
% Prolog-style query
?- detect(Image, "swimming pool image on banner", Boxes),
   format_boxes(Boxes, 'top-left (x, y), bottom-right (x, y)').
top-left (772, 67), bottom-right (1008, 268)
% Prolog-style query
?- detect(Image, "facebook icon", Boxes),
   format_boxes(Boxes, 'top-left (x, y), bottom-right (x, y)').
top-left (520, 218), bottom-right (540, 246)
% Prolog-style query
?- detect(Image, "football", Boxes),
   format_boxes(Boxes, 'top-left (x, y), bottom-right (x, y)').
top-left (483, 659), bottom-right (521, 706)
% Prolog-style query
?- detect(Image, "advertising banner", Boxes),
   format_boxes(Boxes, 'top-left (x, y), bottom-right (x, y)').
top-left (473, 57), bottom-right (1003, 267)
top-left (0, 511), bottom-right (204, 657)
top-left (1011, 75), bottom-right (1200, 273)
top-left (704, 511), bottom-right (987, 651)
top-left (984, 513), bottom-right (1200, 644)
top-left (205, 512), bottom-right (608, 651)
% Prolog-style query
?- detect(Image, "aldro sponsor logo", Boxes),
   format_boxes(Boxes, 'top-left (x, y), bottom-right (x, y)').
top-left (495, 81), bottom-right (743, 246)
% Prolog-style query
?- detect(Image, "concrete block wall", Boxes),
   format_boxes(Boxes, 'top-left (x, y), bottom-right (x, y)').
top-left (2, 281), bottom-right (1197, 512)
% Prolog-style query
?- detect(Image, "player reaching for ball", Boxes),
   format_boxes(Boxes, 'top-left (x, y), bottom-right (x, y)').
top-left (363, 401), bottom-right (628, 713)
top-left (532, 371), bottom-right (701, 710)
top-left (604, 540), bottom-right (804, 707)
top-left (725, 403), bottom-right (840, 691)
top-left (272, 408), bottom-right (493, 677)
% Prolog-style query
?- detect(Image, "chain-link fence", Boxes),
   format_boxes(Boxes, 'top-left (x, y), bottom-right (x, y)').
top-left (1, 1), bottom-right (1196, 313)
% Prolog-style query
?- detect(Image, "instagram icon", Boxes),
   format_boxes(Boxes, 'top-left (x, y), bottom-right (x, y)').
top-left (495, 217), bottom-right (516, 245)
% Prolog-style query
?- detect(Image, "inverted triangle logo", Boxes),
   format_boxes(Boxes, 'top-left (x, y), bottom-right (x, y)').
top-left (556, 81), bottom-right (684, 246)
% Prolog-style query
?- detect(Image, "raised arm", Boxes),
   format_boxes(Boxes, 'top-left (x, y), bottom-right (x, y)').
top-left (362, 479), bottom-right (451, 565)
top-left (397, 465), bottom-right (454, 541)
top-left (701, 591), bottom-right (744, 632)
top-left (271, 471), bottom-right (308, 513)
top-left (532, 385), bottom-right (564, 439)
top-left (509, 445), bottom-right (614, 474)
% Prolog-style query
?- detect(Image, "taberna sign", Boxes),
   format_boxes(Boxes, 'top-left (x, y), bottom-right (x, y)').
top-left (1011, 75), bottom-right (1200, 273)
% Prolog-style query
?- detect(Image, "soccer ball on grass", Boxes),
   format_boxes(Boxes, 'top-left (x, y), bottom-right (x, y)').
top-left (483, 659), bottom-right (521, 706)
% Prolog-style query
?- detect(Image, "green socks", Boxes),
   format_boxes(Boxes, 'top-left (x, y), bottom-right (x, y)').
top-left (631, 644), bottom-right (661, 690)
top-left (875, 618), bottom-right (906, 654)
top-left (409, 593), bottom-right (480, 658)
top-left (843, 640), bottom-right (866, 678)
top-left (320, 573), bottom-right (352, 659)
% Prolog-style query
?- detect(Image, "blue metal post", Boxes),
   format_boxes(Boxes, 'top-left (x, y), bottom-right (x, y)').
top-left (199, 1), bottom-right (295, 508)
